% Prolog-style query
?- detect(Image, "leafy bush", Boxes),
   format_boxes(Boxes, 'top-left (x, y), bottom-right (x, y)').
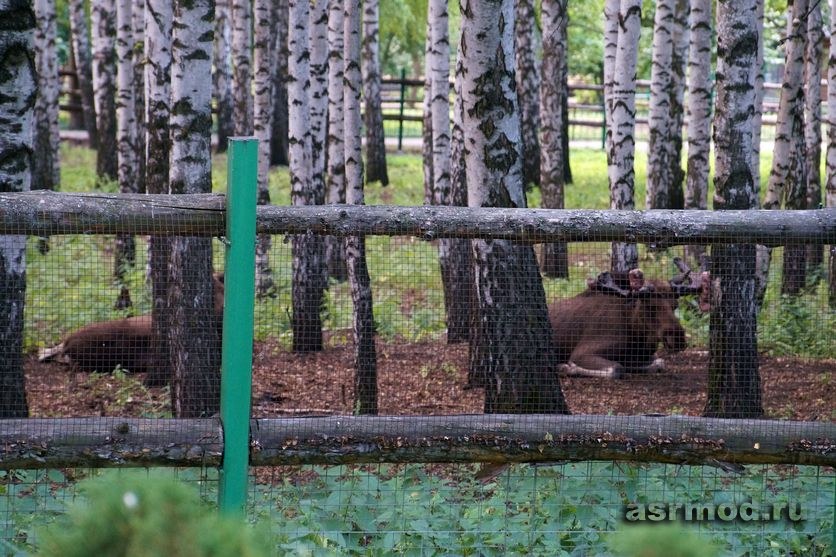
top-left (608, 525), bottom-right (719, 557)
top-left (37, 473), bottom-right (269, 557)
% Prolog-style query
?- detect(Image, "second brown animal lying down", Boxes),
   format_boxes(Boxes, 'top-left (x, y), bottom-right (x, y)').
top-left (551, 259), bottom-right (710, 379)
top-left (38, 273), bottom-right (225, 375)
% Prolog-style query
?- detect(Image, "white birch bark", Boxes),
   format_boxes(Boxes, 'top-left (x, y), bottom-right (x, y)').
top-left (253, 0), bottom-right (276, 297)
top-left (345, 0), bottom-right (378, 413)
top-left (325, 0), bottom-right (347, 281)
top-left (133, 0), bottom-right (146, 194)
top-left (422, 18), bottom-right (433, 206)
top-left (603, 0), bottom-right (619, 155)
top-left (91, 0), bottom-right (118, 180)
top-left (143, 0), bottom-right (173, 387)
top-left (762, 0), bottom-right (809, 297)
top-left (33, 0), bottom-right (60, 192)
top-left (361, 0), bottom-right (388, 185)
top-left (804, 0), bottom-right (824, 272)
top-left (752, 0), bottom-right (765, 190)
top-left (0, 0), bottom-right (35, 417)
top-left (684, 0), bottom-right (711, 263)
top-left (68, 0), bottom-right (98, 147)
top-left (214, 0), bottom-right (234, 152)
top-left (309, 0), bottom-right (329, 204)
top-left (460, 0), bottom-right (569, 414)
top-left (706, 0), bottom-right (761, 418)
top-left (168, 0), bottom-right (219, 417)
top-left (114, 0), bottom-right (137, 308)
top-left (231, 0), bottom-right (253, 135)
top-left (539, 0), bottom-right (569, 278)
top-left (646, 0), bottom-right (676, 210)
top-left (608, 0), bottom-right (641, 272)
top-left (829, 0), bottom-right (836, 307)
top-left (667, 0), bottom-right (689, 209)
top-left (515, 0), bottom-right (540, 187)
top-left (289, 0), bottom-right (326, 352)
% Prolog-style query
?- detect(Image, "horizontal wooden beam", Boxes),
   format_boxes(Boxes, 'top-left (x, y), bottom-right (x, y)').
top-left (0, 418), bottom-right (223, 468)
top-left (0, 415), bottom-right (830, 469)
top-left (1, 192), bottom-right (833, 246)
top-left (250, 414), bottom-right (836, 467)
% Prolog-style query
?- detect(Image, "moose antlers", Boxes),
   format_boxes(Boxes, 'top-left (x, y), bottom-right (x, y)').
top-left (586, 258), bottom-right (710, 306)
top-left (586, 269), bottom-right (657, 298)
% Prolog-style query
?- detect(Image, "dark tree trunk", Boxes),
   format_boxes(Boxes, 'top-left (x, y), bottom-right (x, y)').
top-left (361, 0), bottom-right (389, 186)
top-left (69, 0), bottom-right (98, 148)
top-left (514, 0), bottom-right (540, 188)
top-left (704, 0), bottom-right (763, 419)
top-left (214, 0), bottom-right (234, 153)
top-left (270, 0), bottom-right (289, 166)
top-left (92, 0), bottom-right (118, 182)
top-left (0, 0), bottom-right (35, 417)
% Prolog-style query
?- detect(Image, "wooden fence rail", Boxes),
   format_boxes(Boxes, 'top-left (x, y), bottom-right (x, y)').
top-left (0, 192), bottom-right (834, 246)
top-left (0, 415), bottom-right (832, 469)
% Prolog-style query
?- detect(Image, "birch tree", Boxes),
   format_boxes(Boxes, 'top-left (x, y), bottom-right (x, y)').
top-left (705, 0), bottom-right (762, 419)
top-left (290, 0), bottom-right (326, 352)
top-left (325, 0), bottom-right (347, 281)
top-left (133, 1), bottom-right (145, 194)
top-left (539, 0), bottom-right (569, 278)
top-left (752, 1), bottom-right (765, 188)
top-left (232, 0), bottom-right (253, 135)
top-left (460, 0), bottom-right (569, 414)
top-left (422, 19), bottom-right (433, 206)
top-left (309, 0), bottom-right (329, 216)
top-left (762, 0), bottom-right (809, 297)
top-left (684, 0), bottom-right (711, 263)
top-left (68, 0), bottom-right (98, 148)
top-left (253, 0), bottom-right (276, 297)
top-left (143, 0), bottom-right (172, 387)
top-left (214, 0), bottom-right (234, 152)
top-left (91, 0), bottom-right (117, 181)
top-left (805, 1), bottom-right (824, 273)
top-left (603, 0), bottom-right (619, 156)
top-left (646, 0), bottom-right (676, 210)
top-left (33, 0), bottom-right (60, 193)
top-left (0, 0), bottom-right (35, 417)
top-left (829, 0), bottom-right (836, 308)
top-left (667, 0), bottom-right (688, 209)
top-left (362, 0), bottom-right (389, 186)
top-left (608, 0), bottom-right (641, 272)
top-left (515, 0), bottom-right (540, 188)
top-left (346, 0), bottom-right (378, 413)
top-left (168, 0), bottom-right (220, 417)
top-left (270, 0), bottom-right (289, 165)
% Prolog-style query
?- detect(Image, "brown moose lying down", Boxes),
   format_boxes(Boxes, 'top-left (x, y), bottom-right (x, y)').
top-left (551, 258), bottom-right (710, 379)
top-left (38, 273), bottom-right (224, 375)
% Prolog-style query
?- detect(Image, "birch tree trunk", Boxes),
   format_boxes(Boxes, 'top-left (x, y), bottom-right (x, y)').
top-left (114, 0), bottom-right (137, 310)
top-left (829, 0), bottom-right (836, 308)
top-left (214, 0), bottom-right (234, 153)
top-left (143, 0), bottom-right (172, 387)
top-left (345, 0), bottom-right (378, 413)
top-left (133, 1), bottom-right (145, 194)
top-left (448, 34), bottom-right (475, 345)
top-left (608, 0), bottom-right (641, 272)
top-left (762, 0), bottom-right (809, 297)
top-left (91, 0), bottom-right (118, 181)
top-left (646, 0), bottom-right (676, 210)
top-left (460, 0), bottom-right (569, 415)
top-left (231, 0), bottom-right (253, 135)
top-left (168, 0), bottom-right (220, 417)
top-left (270, 0), bottom-right (289, 166)
top-left (603, 0), bottom-right (619, 156)
top-left (68, 0), bottom-right (98, 148)
top-left (422, 19), bottom-right (433, 206)
top-left (539, 0), bottom-right (569, 278)
top-left (325, 0), bottom-right (347, 281)
top-left (515, 0), bottom-right (540, 188)
top-left (0, 0), bottom-right (34, 417)
top-left (667, 0), bottom-right (688, 209)
top-left (561, 54), bottom-right (572, 184)
top-left (253, 0), bottom-right (276, 297)
top-left (290, 0), bottom-right (326, 352)
top-left (752, 0), bottom-right (765, 188)
top-left (684, 0), bottom-right (711, 264)
top-left (309, 0), bottom-right (329, 216)
top-left (805, 1), bottom-right (824, 274)
top-left (33, 0), bottom-right (60, 195)
top-left (705, 0), bottom-right (762, 419)
top-left (362, 0), bottom-right (389, 186)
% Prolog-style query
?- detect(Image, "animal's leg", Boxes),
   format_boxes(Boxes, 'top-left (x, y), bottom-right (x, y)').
top-left (560, 355), bottom-right (625, 379)
top-left (646, 358), bottom-right (666, 373)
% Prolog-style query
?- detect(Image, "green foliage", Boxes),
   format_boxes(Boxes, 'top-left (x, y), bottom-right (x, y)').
top-left (608, 525), bottom-right (719, 557)
top-left (37, 472), bottom-right (269, 557)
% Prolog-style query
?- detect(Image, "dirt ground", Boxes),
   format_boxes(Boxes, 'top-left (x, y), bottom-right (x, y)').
top-left (24, 340), bottom-right (835, 421)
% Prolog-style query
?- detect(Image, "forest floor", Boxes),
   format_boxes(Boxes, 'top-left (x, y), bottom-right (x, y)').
top-left (24, 340), bottom-right (835, 421)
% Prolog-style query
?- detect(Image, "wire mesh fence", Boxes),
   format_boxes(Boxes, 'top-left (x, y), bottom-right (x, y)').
top-left (0, 189), bottom-right (833, 554)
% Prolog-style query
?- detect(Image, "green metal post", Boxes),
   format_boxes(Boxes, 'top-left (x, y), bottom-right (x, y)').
top-left (218, 137), bottom-right (258, 516)
top-left (397, 67), bottom-right (406, 151)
